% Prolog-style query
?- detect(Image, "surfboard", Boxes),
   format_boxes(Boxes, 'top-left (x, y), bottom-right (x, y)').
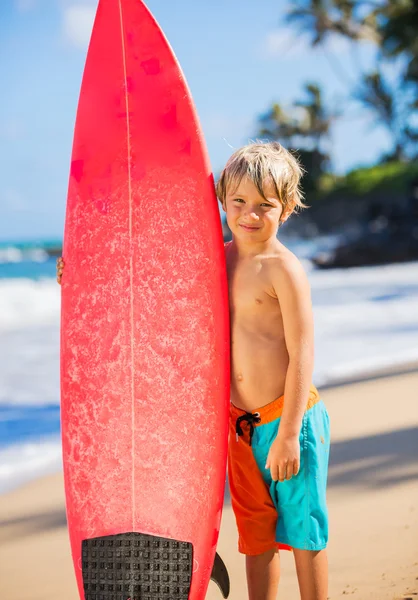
top-left (60, 1), bottom-right (230, 599)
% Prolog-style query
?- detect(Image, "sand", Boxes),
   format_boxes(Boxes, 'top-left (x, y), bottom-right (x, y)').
top-left (1, 370), bottom-right (417, 599)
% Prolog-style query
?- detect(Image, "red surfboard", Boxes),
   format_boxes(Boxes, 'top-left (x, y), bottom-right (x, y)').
top-left (60, 1), bottom-right (230, 599)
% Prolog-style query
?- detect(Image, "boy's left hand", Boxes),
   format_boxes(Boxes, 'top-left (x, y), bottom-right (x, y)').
top-left (265, 433), bottom-right (300, 482)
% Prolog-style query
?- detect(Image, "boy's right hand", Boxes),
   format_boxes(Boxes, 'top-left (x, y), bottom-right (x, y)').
top-left (56, 257), bottom-right (64, 285)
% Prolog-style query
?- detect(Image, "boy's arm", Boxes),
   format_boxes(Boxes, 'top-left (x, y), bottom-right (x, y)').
top-left (272, 256), bottom-right (315, 437)
top-left (265, 255), bottom-right (314, 481)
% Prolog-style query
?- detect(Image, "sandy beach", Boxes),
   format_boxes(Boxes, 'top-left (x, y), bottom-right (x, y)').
top-left (1, 370), bottom-right (417, 600)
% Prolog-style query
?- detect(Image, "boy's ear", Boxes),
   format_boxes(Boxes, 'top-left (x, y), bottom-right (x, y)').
top-left (280, 207), bottom-right (292, 224)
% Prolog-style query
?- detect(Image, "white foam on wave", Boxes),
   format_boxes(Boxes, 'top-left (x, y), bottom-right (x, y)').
top-left (0, 278), bottom-right (60, 331)
top-left (0, 278), bottom-right (60, 407)
top-left (311, 261), bottom-right (418, 386)
top-left (0, 435), bottom-right (62, 494)
top-left (0, 324), bottom-right (60, 407)
top-left (28, 249), bottom-right (49, 263)
top-left (309, 258), bottom-right (418, 287)
top-left (0, 247), bottom-right (49, 264)
top-left (0, 247), bottom-right (23, 264)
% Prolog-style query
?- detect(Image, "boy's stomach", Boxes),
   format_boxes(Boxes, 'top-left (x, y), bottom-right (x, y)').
top-left (230, 329), bottom-right (290, 412)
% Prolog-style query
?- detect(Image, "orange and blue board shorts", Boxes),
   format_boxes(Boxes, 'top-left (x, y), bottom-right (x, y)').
top-left (228, 384), bottom-right (330, 555)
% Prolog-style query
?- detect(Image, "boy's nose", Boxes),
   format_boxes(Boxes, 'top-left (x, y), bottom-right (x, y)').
top-left (245, 210), bottom-right (260, 220)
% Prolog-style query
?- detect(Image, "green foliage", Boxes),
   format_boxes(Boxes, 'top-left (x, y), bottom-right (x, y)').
top-left (295, 148), bottom-right (331, 195)
top-left (315, 160), bottom-right (418, 201)
top-left (256, 83), bottom-right (334, 195)
top-left (284, 0), bottom-right (418, 161)
top-left (253, 0), bottom-right (418, 203)
top-left (285, 0), bottom-right (382, 45)
top-left (382, 1), bottom-right (418, 82)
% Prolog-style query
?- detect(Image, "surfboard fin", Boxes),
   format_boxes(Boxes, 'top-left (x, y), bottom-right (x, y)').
top-left (210, 551), bottom-right (230, 598)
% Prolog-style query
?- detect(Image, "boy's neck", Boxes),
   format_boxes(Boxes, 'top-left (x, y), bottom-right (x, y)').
top-left (231, 236), bottom-right (283, 258)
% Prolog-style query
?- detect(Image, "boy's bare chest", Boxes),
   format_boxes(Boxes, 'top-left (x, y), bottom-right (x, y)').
top-left (226, 260), bottom-right (282, 325)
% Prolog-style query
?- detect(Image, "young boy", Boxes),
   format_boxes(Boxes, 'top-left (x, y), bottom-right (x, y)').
top-left (217, 141), bottom-right (330, 600)
top-left (57, 140), bottom-right (330, 600)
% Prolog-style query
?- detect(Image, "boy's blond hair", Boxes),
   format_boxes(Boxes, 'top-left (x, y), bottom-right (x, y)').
top-left (216, 141), bottom-right (307, 216)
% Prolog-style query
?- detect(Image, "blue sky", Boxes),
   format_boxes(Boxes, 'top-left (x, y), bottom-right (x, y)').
top-left (0, 0), bottom-right (393, 241)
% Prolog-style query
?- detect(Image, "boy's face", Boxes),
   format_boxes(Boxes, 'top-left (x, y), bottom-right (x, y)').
top-left (223, 176), bottom-right (291, 243)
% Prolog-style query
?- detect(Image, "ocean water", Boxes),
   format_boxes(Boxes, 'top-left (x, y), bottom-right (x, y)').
top-left (1, 239), bottom-right (417, 494)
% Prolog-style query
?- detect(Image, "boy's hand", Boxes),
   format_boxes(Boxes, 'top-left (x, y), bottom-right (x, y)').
top-left (265, 432), bottom-right (300, 482)
top-left (56, 257), bottom-right (64, 285)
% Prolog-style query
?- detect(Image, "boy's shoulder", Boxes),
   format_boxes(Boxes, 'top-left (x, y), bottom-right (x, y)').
top-left (265, 246), bottom-right (310, 293)
top-left (269, 244), bottom-right (305, 271)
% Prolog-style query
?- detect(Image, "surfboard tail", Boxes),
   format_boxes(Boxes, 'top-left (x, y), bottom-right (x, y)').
top-left (81, 532), bottom-right (193, 599)
top-left (80, 532), bottom-right (230, 599)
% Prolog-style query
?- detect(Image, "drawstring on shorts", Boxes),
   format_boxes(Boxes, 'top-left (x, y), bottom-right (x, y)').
top-left (235, 411), bottom-right (261, 446)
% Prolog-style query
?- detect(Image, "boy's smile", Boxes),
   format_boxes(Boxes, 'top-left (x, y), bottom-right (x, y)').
top-left (239, 224), bottom-right (261, 232)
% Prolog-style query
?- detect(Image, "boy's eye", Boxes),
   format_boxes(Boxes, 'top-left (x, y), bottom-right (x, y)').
top-left (261, 203), bottom-right (273, 207)
top-left (233, 198), bottom-right (244, 203)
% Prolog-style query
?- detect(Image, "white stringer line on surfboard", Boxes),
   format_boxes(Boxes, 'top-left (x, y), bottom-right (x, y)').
top-left (118, 0), bottom-right (136, 530)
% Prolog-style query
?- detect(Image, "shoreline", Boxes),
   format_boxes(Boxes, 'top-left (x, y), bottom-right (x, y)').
top-left (2, 360), bottom-right (418, 498)
top-left (1, 371), bottom-right (418, 599)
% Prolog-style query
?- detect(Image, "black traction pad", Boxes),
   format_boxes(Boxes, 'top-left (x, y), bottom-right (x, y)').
top-left (81, 532), bottom-right (193, 600)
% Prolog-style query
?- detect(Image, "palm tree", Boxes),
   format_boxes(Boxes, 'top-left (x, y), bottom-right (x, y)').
top-left (257, 83), bottom-right (333, 192)
top-left (284, 0), bottom-right (418, 160)
top-left (355, 71), bottom-right (417, 161)
top-left (285, 0), bottom-right (381, 46)
top-left (381, 1), bottom-right (418, 83)
top-left (295, 84), bottom-right (331, 146)
top-left (285, 0), bottom-right (381, 88)
top-left (258, 103), bottom-right (300, 148)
